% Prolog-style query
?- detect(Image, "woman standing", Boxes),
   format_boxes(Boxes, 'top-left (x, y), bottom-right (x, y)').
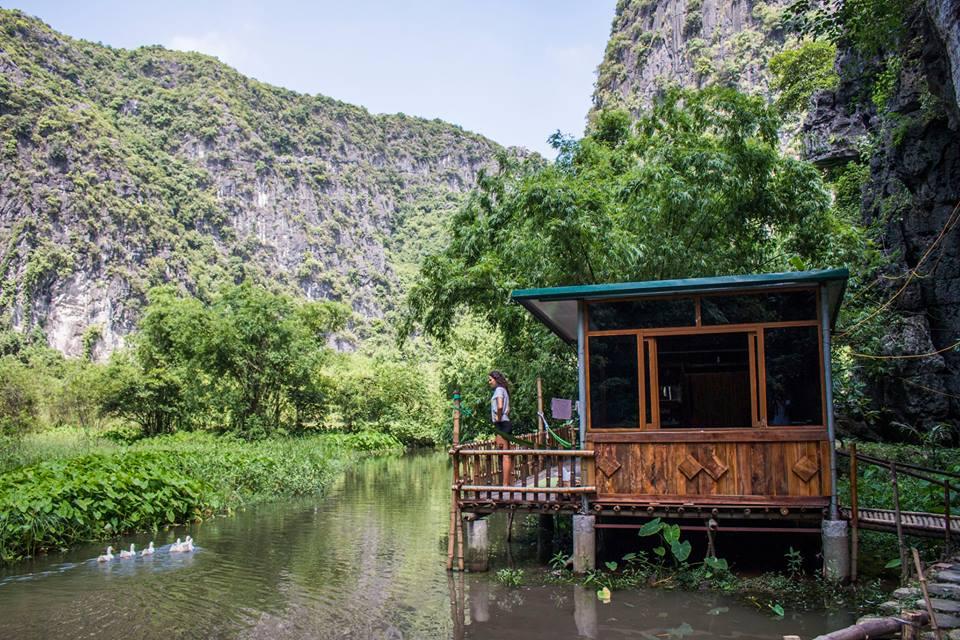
top-left (488, 370), bottom-right (512, 485)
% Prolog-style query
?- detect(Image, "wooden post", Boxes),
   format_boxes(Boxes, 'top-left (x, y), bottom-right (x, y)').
top-left (945, 481), bottom-right (952, 552)
top-left (850, 443), bottom-right (859, 583)
top-left (891, 462), bottom-right (909, 584)
top-left (448, 392), bottom-right (463, 571)
top-left (536, 377), bottom-right (544, 447)
top-left (902, 611), bottom-right (926, 640)
top-left (913, 547), bottom-right (943, 640)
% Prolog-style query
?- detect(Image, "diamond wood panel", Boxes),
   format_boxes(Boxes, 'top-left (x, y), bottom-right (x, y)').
top-left (701, 452), bottom-right (729, 481)
top-left (597, 449), bottom-right (622, 478)
top-left (792, 455), bottom-right (819, 482)
top-left (678, 454), bottom-right (703, 480)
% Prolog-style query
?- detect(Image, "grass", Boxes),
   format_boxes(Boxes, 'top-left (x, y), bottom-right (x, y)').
top-left (0, 429), bottom-right (402, 563)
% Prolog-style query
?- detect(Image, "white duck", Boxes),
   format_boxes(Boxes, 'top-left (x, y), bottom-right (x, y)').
top-left (140, 542), bottom-right (155, 556)
top-left (170, 537), bottom-right (183, 552)
top-left (97, 546), bottom-right (114, 562)
top-left (182, 536), bottom-right (194, 552)
top-left (119, 543), bottom-right (136, 559)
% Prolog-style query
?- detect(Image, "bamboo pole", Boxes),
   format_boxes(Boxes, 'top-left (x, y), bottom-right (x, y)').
top-left (447, 392), bottom-right (462, 571)
top-left (891, 462), bottom-right (909, 584)
top-left (536, 377), bottom-right (544, 447)
top-left (850, 443), bottom-right (859, 583)
top-left (454, 393), bottom-right (464, 571)
top-left (813, 611), bottom-right (929, 640)
top-left (912, 547), bottom-right (942, 640)
top-left (456, 449), bottom-right (593, 456)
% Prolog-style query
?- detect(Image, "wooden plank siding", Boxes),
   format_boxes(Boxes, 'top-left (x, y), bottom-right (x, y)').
top-left (591, 438), bottom-right (830, 505)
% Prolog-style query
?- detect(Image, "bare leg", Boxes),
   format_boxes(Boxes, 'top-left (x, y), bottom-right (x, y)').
top-left (496, 434), bottom-right (512, 485)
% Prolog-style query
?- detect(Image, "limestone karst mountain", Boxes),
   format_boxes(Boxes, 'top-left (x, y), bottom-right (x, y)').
top-left (0, 9), bottom-right (505, 357)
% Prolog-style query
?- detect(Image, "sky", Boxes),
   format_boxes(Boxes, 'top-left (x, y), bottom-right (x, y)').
top-left (7, 1), bottom-right (617, 157)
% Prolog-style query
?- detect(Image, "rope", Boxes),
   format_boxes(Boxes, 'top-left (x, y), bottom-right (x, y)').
top-left (538, 412), bottom-right (574, 449)
top-left (849, 337), bottom-right (960, 361)
top-left (837, 200), bottom-right (960, 340)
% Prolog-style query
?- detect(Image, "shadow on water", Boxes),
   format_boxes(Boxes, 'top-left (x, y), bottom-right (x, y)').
top-left (0, 451), bottom-right (851, 639)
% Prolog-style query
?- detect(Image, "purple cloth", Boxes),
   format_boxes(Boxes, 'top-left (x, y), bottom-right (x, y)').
top-left (551, 398), bottom-right (572, 420)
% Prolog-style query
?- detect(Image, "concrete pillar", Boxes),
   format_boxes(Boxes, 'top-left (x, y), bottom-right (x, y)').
top-left (466, 518), bottom-right (489, 572)
top-left (537, 514), bottom-right (555, 564)
top-left (822, 519), bottom-right (850, 581)
top-left (573, 585), bottom-right (598, 639)
top-left (573, 515), bottom-right (596, 573)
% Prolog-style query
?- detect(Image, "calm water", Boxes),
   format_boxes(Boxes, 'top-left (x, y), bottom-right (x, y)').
top-left (0, 452), bottom-right (852, 639)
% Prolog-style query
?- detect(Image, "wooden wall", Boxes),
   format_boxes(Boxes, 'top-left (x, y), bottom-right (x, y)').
top-left (590, 429), bottom-right (830, 505)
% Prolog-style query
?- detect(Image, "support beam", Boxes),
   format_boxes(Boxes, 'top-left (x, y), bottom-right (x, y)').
top-left (573, 514), bottom-right (596, 573)
top-left (821, 284), bottom-right (839, 520)
top-left (537, 514), bottom-right (555, 564)
top-left (465, 518), bottom-right (489, 572)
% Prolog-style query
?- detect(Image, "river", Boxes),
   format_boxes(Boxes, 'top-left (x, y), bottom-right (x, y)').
top-left (0, 451), bottom-right (853, 638)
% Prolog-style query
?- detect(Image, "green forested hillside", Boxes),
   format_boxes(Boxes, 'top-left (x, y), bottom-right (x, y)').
top-left (0, 9), bottom-right (502, 356)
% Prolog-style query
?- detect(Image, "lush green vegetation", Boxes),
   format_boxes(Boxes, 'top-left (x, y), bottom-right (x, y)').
top-left (404, 88), bottom-right (880, 431)
top-left (1, 282), bottom-right (445, 446)
top-left (769, 41), bottom-right (839, 115)
top-left (0, 430), bottom-right (401, 562)
top-left (0, 8), bottom-right (498, 345)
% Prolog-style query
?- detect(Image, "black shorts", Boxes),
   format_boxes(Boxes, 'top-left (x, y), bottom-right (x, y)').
top-left (493, 420), bottom-right (513, 435)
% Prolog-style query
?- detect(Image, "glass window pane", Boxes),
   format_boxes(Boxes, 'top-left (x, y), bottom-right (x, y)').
top-left (701, 290), bottom-right (817, 325)
top-left (589, 335), bottom-right (639, 429)
top-left (765, 326), bottom-right (823, 425)
top-left (589, 298), bottom-right (696, 331)
top-left (655, 333), bottom-right (752, 428)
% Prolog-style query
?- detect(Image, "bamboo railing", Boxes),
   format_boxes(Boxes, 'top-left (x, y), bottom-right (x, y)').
top-left (840, 445), bottom-right (958, 582)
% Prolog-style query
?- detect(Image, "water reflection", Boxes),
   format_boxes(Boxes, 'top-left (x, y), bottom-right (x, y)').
top-left (0, 451), bottom-right (850, 639)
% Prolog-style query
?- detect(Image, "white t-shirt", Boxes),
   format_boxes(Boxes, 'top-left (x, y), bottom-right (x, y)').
top-left (490, 386), bottom-right (510, 423)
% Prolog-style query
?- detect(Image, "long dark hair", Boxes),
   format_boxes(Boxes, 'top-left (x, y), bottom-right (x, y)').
top-left (489, 370), bottom-right (510, 393)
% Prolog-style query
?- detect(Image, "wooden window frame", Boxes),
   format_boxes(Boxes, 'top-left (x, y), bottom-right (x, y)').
top-left (584, 286), bottom-right (826, 434)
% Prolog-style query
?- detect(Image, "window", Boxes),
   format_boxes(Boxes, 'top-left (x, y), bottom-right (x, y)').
top-left (583, 290), bottom-right (827, 432)
top-left (701, 290), bottom-right (816, 325)
top-left (589, 298), bottom-right (696, 331)
top-left (655, 332), bottom-right (752, 428)
top-left (589, 334), bottom-right (639, 428)
top-left (764, 326), bottom-right (822, 425)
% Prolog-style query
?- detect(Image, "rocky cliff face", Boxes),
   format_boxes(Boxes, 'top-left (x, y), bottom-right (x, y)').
top-left (803, 0), bottom-right (960, 433)
top-left (594, 0), bottom-right (960, 433)
top-left (591, 0), bottom-right (791, 117)
top-left (0, 10), bottom-right (503, 358)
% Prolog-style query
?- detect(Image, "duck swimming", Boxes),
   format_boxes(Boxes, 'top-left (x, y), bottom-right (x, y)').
top-left (170, 537), bottom-right (183, 552)
top-left (119, 543), bottom-right (135, 559)
top-left (96, 546), bottom-right (114, 562)
top-left (140, 541), bottom-right (155, 556)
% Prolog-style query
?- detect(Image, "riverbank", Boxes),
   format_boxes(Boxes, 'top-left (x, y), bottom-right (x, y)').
top-left (0, 429), bottom-right (402, 563)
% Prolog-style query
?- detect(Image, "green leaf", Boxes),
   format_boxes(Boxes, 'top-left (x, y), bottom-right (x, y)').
top-left (670, 540), bottom-right (692, 563)
top-left (663, 524), bottom-right (681, 544)
top-left (884, 557), bottom-right (902, 569)
top-left (605, 561), bottom-right (618, 571)
top-left (768, 603), bottom-right (785, 617)
top-left (637, 518), bottom-right (664, 537)
top-left (653, 546), bottom-right (666, 557)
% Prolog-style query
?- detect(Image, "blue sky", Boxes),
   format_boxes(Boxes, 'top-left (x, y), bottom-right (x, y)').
top-left (7, 1), bottom-right (617, 156)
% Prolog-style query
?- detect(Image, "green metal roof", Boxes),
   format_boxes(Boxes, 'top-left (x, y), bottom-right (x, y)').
top-left (511, 268), bottom-right (849, 343)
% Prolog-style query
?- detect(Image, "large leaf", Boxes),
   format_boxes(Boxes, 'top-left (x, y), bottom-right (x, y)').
top-left (663, 523), bottom-right (681, 544)
top-left (637, 518), bottom-right (664, 537)
top-left (670, 540), bottom-right (692, 563)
